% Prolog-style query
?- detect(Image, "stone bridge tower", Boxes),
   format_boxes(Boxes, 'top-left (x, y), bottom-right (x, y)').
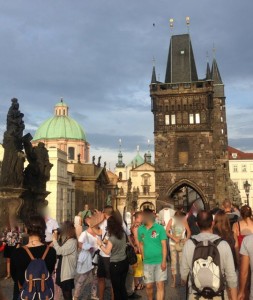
top-left (150, 33), bottom-right (231, 208)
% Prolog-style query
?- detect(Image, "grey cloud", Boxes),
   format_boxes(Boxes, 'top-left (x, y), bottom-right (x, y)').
top-left (0, 0), bottom-right (252, 162)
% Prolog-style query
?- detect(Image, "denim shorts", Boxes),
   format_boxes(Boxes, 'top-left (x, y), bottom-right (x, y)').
top-left (143, 263), bottom-right (167, 284)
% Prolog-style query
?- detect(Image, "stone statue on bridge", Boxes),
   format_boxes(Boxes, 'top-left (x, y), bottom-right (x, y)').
top-left (0, 98), bottom-right (25, 188)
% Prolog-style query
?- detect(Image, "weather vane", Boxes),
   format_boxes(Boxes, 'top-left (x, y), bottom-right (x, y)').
top-left (213, 43), bottom-right (216, 58)
top-left (186, 16), bottom-right (190, 33)
top-left (169, 18), bottom-right (174, 32)
top-left (152, 56), bottom-right (156, 67)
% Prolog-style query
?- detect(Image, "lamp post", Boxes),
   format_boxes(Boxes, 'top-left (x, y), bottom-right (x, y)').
top-left (114, 184), bottom-right (120, 210)
top-left (244, 180), bottom-right (251, 206)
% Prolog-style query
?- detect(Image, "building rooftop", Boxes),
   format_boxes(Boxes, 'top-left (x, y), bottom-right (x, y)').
top-left (228, 146), bottom-right (253, 160)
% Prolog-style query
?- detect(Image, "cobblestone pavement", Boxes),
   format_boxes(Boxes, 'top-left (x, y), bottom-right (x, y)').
top-left (0, 269), bottom-right (186, 299)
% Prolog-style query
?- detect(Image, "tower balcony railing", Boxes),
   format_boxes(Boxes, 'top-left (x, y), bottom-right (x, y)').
top-left (150, 80), bottom-right (213, 93)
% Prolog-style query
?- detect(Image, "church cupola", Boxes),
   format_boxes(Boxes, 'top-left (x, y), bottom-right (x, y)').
top-left (54, 98), bottom-right (69, 116)
top-left (116, 139), bottom-right (125, 168)
top-left (145, 151), bottom-right (152, 164)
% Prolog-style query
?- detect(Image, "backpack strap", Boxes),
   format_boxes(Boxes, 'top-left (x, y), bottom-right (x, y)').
top-left (190, 238), bottom-right (198, 246)
top-left (42, 245), bottom-right (50, 260)
top-left (23, 246), bottom-right (35, 260)
top-left (213, 238), bottom-right (223, 246)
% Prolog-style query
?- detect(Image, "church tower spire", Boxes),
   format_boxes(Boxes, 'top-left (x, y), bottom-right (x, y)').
top-left (116, 139), bottom-right (125, 168)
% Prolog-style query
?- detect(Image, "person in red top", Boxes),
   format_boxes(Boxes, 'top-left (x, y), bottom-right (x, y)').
top-left (233, 205), bottom-right (253, 266)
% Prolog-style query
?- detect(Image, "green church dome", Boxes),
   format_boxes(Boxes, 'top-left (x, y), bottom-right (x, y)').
top-left (128, 152), bottom-right (144, 167)
top-left (33, 101), bottom-right (86, 141)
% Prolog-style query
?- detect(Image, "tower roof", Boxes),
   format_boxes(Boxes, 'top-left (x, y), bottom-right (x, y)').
top-left (151, 66), bottom-right (157, 84)
top-left (165, 34), bottom-right (198, 83)
top-left (211, 58), bottom-right (223, 84)
top-left (206, 62), bottom-right (211, 80)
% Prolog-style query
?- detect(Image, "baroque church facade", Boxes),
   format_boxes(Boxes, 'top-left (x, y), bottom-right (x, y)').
top-left (150, 33), bottom-right (234, 209)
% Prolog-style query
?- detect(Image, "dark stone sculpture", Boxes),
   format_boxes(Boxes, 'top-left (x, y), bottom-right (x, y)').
top-left (23, 135), bottom-right (53, 193)
top-left (97, 156), bottom-right (101, 167)
top-left (92, 156), bottom-right (95, 164)
top-left (0, 98), bottom-right (25, 188)
top-left (0, 99), bottom-right (53, 224)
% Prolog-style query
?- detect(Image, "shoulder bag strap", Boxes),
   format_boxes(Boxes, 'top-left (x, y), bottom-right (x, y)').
top-left (23, 246), bottom-right (35, 260)
top-left (102, 231), bottom-right (107, 241)
top-left (86, 231), bottom-right (90, 244)
top-left (42, 245), bottom-right (50, 260)
top-left (238, 221), bottom-right (241, 234)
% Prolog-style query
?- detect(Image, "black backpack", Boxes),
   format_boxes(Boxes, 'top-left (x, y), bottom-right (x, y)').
top-left (190, 238), bottom-right (225, 299)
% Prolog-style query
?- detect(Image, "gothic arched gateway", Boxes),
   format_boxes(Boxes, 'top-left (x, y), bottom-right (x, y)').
top-left (166, 180), bottom-right (207, 211)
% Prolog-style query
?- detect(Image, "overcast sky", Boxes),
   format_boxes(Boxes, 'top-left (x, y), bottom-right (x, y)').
top-left (0, 0), bottom-right (253, 169)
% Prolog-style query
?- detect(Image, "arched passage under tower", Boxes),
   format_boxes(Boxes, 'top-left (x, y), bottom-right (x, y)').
top-left (164, 179), bottom-right (207, 212)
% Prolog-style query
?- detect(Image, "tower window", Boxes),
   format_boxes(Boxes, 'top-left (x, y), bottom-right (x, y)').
top-left (63, 109), bottom-right (66, 115)
top-left (177, 138), bottom-right (189, 165)
top-left (221, 117), bottom-right (223, 122)
top-left (189, 114), bottom-right (194, 124)
top-left (171, 114), bottom-right (176, 125)
top-left (189, 113), bottom-right (200, 124)
top-left (195, 113), bottom-right (200, 124)
top-left (68, 147), bottom-right (75, 160)
top-left (165, 115), bottom-right (170, 125)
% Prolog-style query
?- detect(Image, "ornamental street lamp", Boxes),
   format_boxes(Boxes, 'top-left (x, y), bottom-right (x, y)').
top-left (114, 184), bottom-right (120, 209)
top-left (244, 180), bottom-right (251, 206)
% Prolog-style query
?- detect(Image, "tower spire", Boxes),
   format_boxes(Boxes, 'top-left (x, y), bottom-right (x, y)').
top-left (146, 139), bottom-right (152, 164)
top-left (116, 139), bottom-right (125, 168)
top-left (151, 57), bottom-right (157, 84)
top-left (211, 58), bottom-right (223, 84)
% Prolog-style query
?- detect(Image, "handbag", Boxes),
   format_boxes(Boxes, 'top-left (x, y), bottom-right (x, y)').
top-left (175, 240), bottom-right (185, 252)
top-left (125, 234), bottom-right (137, 265)
top-left (92, 249), bottom-right (99, 266)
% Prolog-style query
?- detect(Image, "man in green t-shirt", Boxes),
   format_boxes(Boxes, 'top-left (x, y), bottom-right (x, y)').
top-left (138, 208), bottom-right (167, 300)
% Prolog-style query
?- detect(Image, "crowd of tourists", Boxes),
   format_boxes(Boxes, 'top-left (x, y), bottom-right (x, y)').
top-left (1, 200), bottom-right (253, 300)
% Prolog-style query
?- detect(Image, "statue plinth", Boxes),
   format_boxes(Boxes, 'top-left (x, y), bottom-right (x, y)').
top-left (0, 187), bottom-right (25, 230)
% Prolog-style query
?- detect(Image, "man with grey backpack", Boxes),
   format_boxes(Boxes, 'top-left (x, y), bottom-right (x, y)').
top-left (180, 210), bottom-right (237, 300)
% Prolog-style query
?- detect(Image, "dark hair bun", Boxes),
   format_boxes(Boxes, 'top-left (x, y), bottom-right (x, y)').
top-left (25, 215), bottom-right (46, 242)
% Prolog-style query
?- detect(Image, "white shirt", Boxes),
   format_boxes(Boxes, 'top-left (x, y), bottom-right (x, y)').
top-left (78, 231), bottom-right (98, 252)
top-left (159, 208), bottom-right (175, 229)
top-left (45, 218), bottom-right (59, 242)
top-left (76, 231), bottom-right (95, 274)
top-left (99, 219), bottom-right (109, 257)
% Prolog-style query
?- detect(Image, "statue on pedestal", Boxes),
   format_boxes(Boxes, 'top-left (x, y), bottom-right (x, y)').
top-left (0, 98), bottom-right (25, 188)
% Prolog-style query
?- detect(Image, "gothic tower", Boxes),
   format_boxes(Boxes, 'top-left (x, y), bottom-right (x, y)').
top-left (150, 33), bottom-right (231, 208)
